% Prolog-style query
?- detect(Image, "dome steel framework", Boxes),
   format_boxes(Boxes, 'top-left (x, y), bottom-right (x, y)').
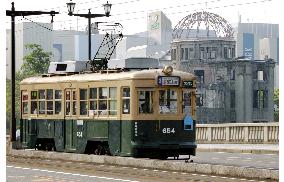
top-left (172, 11), bottom-right (234, 39)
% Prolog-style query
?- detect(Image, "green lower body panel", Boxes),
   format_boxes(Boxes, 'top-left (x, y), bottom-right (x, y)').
top-left (20, 119), bottom-right (196, 158)
top-left (130, 120), bottom-right (197, 158)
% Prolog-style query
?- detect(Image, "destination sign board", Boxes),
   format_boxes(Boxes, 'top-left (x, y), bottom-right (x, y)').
top-left (157, 76), bottom-right (180, 86)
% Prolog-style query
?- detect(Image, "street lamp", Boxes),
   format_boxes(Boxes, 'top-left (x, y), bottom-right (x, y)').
top-left (103, 1), bottom-right (112, 17)
top-left (66, 0), bottom-right (112, 60)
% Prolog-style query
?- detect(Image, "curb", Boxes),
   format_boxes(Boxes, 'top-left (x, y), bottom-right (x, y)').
top-left (8, 149), bottom-right (279, 180)
top-left (196, 148), bottom-right (279, 154)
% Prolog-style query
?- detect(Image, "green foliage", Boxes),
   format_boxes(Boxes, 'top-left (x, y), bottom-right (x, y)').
top-left (6, 44), bottom-right (52, 133)
top-left (6, 73), bottom-right (22, 134)
top-left (21, 44), bottom-right (52, 77)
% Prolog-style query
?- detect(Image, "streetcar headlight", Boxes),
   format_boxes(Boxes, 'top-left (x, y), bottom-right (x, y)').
top-left (162, 66), bottom-right (173, 75)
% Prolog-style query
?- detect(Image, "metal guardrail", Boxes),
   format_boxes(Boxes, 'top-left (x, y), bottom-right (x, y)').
top-left (196, 123), bottom-right (279, 143)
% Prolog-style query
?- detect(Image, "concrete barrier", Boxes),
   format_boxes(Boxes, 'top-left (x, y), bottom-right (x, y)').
top-left (8, 149), bottom-right (278, 180)
top-left (196, 122), bottom-right (279, 144)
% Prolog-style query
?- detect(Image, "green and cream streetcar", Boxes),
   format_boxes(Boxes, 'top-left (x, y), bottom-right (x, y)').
top-left (20, 62), bottom-right (197, 159)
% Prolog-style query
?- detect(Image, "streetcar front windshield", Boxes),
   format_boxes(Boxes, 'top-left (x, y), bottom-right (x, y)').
top-left (159, 89), bottom-right (177, 114)
top-left (138, 90), bottom-right (153, 114)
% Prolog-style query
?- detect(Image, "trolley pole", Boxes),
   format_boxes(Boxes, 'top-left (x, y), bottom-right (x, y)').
top-left (6, 2), bottom-right (58, 144)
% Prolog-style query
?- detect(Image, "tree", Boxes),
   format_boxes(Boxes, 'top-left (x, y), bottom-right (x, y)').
top-left (6, 44), bottom-right (52, 133)
top-left (6, 73), bottom-right (22, 134)
top-left (20, 44), bottom-right (52, 77)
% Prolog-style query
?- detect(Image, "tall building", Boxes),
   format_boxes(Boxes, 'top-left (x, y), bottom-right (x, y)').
top-left (114, 11), bottom-right (172, 60)
top-left (147, 11), bottom-right (172, 52)
top-left (6, 22), bottom-right (53, 79)
top-left (236, 23), bottom-right (279, 88)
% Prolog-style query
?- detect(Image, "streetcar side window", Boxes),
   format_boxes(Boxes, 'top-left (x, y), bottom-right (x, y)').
top-left (79, 89), bottom-right (88, 116)
top-left (55, 90), bottom-right (62, 114)
top-left (138, 90), bottom-right (153, 114)
top-left (99, 87), bottom-right (108, 116)
top-left (22, 91), bottom-right (29, 115)
top-left (38, 90), bottom-right (45, 115)
top-left (159, 89), bottom-right (177, 114)
top-left (182, 90), bottom-right (192, 114)
top-left (89, 88), bottom-right (97, 116)
top-left (109, 87), bottom-right (117, 115)
top-left (31, 91), bottom-right (38, 114)
top-left (72, 90), bottom-right (77, 115)
top-left (65, 91), bottom-right (71, 115)
top-left (122, 87), bottom-right (130, 114)
top-left (46, 89), bottom-right (53, 115)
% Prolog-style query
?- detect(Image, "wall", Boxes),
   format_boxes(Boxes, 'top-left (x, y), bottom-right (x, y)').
top-left (74, 34), bottom-right (104, 61)
top-left (53, 30), bottom-right (85, 62)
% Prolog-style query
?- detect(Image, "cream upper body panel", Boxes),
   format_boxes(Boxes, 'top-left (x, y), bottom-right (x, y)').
top-left (20, 69), bottom-right (196, 85)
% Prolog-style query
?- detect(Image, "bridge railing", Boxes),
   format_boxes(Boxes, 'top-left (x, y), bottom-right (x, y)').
top-left (196, 123), bottom-right (279, 144)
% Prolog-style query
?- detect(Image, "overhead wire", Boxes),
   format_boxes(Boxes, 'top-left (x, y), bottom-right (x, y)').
top-left (6, 0), bottom-right (142, 33)
top-left (22, 17), bottom-right (53, 31)
top-left (59, 0), bottom-right (272, 32)
top-left (6, 0), bottom-right (220, 26)
top-left (8, 0), bottom-right (142, 21)
top-left (6, 0), bottom-right (272, 33)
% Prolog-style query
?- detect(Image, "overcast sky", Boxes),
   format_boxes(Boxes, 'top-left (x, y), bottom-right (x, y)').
top-left (5, 0), bottom-right (280, 34)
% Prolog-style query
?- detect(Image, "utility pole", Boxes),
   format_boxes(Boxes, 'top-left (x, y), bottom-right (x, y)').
top-left (6, 2), bottom-right (59, 144)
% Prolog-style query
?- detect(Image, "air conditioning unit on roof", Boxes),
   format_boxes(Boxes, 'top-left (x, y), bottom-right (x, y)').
top-left (48, 60), bottom-right (90, 74)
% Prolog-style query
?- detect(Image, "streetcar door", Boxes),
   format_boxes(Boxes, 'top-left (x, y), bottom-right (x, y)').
top-left (64, 89), bottom-right (77, 150)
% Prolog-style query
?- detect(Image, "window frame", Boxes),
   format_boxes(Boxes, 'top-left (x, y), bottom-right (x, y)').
top-left (72, 90), bottom-right (77, 116)
top-left (30, 90), bottom-right (38, 115)
top-left (98, 87), bottom-right (108, 117)
top-left (137, 89), bottom-right (154, 114)
top-left (158, 88), bottom-right (178, 114)
top-left (65, 90), bottom-right (72, 116)
top-left (38, 89), bottom-right (46, 115)
top-left (108, 87), bottom-right (117, 116)
top-left (182, 89), bottom-right (192, 114)
top-left (46, 89), bottom-right (53, 115)
top-left (54, 90), bottom-right (62, 115)
top-left (21, 91), bottom-right (29, 115)
top-left (122, 87), bottom-right (131, 114)
top-left (89, 87), bottom-right (98, 117)
top-left (79, 88), bottom-right (88, 116)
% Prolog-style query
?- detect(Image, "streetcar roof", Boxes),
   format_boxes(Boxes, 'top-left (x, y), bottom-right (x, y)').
top-left (20, 69), bottom-right (195, 84)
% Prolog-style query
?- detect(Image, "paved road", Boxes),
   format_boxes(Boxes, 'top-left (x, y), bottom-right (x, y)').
top-left (7, 156), bottom-right (277, 182)
top-left (172, 151), bottom-right (278, 170)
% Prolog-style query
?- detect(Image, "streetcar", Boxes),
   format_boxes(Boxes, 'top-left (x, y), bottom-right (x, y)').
top-left (20, 63), bottom-right (197, 159)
